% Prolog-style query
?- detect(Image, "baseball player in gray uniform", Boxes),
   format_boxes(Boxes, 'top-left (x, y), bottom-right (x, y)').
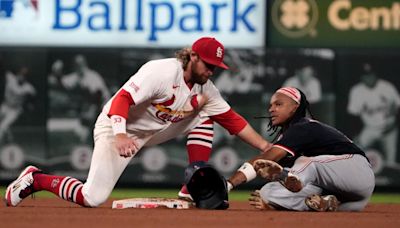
top-left (227, 87), bottom-right (375, 212)
top-left (5, 37), bottom-right (271, 207)
top-left (0, 66), bottom-right (36, 143)
top-left (347, 63), bottom-right (400, 167)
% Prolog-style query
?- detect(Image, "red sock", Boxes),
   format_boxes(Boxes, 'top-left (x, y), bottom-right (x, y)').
top-left (186, 119), bottom-right (213, 163)
top-left (33, 173), bottom-right (85, 206)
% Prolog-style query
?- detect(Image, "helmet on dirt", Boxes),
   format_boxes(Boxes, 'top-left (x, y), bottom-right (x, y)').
top-left (184, 161), bottom-right (229, 210)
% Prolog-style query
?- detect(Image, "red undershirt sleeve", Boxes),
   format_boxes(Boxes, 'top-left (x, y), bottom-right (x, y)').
top-left (209, 109), bottom-right (248, 135)
top-left (107, 89), bottom-right (134, 119)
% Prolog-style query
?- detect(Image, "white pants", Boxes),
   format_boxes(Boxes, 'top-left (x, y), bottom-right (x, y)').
top-left (358, 125), bottom-right (398, 166)
top-left (0, 104), bottom-right (21, 141)
top-left (82, 113), bottom-right (206, 206)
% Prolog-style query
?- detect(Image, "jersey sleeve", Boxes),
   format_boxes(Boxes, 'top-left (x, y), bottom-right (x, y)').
top-left (209, 109), bottom-right (248, 135)
top-left (107, 89), bottom-right (134, 119)
top-left (200, 81), bottom-right (231, 116)
top-left (120, 60), bottom-right (171, 105)
top-left (107, 60), bottom-right (179, 118)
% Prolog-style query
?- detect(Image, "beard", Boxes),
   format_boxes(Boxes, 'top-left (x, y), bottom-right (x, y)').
top-left (191, 65), bottom-right (209, 85)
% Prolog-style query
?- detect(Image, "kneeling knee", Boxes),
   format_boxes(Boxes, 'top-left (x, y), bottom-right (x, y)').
top-left (83, 193), bottom-right (109, 207)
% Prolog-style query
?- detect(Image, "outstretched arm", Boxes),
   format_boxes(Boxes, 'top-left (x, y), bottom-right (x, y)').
top-left (236, 124), bottom-right (271, 153)
top-left (227, 147), bottom-right (287, 190)
top-left (210, 109), bottom-right (272, 153)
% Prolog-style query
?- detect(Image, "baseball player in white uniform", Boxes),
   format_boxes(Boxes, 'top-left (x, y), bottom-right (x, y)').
top-left (5, 37), bottom-right (271, 207)
top-left (62, 55), bottom-right (111, 142)
top-left (0, 67), bottom-right (36, 143)
top-left (347, 63), bottom-right (400, 167)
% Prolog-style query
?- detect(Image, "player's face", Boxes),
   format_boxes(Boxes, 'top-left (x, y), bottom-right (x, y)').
top-left (269, 93), bottom-right (299, 126)
top-left (361, 73), bottom-right (377, 88)
top-left (190, 54), bottom-right (215, 85)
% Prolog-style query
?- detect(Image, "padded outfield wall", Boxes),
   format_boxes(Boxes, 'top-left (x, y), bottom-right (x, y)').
top-left (0, 0), bottom-right (399, 190)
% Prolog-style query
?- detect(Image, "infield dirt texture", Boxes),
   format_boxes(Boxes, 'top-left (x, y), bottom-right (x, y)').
top-left (2, 198), bottom-right (400, 228)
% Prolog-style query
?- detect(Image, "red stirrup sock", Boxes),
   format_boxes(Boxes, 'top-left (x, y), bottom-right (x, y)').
top-left (33, 173), bottom-right (86, 206)
top-left (186, 119), bottom-right (214, 163)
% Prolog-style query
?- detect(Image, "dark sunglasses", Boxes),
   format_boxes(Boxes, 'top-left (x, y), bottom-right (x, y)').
top-left (203, 60), bottom-right (216, 72)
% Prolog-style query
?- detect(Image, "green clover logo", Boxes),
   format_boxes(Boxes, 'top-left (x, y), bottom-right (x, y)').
top-left (281, 0), bottom-right (310, 29)
top-left (272, 0), bottom-right (319, 38)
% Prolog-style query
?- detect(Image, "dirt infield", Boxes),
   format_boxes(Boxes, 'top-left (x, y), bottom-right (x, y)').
top-left (2, 198), bottom-right (400, 228)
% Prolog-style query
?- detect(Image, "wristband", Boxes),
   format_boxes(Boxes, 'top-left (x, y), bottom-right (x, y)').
top-left (277, 169), bottom-right (290, 181)
top-left (110, 115), bottom-right (127, 135)
top-left (227, 181), bottom-right (233, 192)
top-left (237, 162), bottom-right (257, 182)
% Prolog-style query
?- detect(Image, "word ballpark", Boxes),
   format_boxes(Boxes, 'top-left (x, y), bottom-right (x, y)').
top-left (53, 0), bottom-right (258, 41)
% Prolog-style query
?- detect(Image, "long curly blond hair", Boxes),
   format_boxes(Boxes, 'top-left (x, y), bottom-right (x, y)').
top-left (175, 47), bottom-right (191, 70)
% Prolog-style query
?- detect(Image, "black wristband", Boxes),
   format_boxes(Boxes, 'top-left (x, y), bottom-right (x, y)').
top-left (277, 169), bottom-right (289, 181)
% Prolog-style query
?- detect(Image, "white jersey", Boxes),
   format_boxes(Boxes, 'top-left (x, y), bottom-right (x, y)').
top-left (347, 79), bottom-right (400, 129)
top-left (62, 68), bottom-right (110, 103)
top-left (100, 58), bottom-right (230, 139)
top-left (3, 71), bottom-right (36, 109)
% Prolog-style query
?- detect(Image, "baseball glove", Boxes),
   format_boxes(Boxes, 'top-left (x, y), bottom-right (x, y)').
top-left (253, 159), bottom-right (303, 192)
top-left (253, 159), bottom-right (283, 181)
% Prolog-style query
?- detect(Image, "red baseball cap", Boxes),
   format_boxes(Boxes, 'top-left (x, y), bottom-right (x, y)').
top-left (192, 37), bottom-right (229, 70)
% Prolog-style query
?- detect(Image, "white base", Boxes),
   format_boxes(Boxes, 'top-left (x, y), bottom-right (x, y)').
top-left (112, 198), bottom-right (193, 209)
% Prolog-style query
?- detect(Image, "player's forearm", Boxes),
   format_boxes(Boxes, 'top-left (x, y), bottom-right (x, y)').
top-left (227, 156), bottom-right (267, 188)
top-left (227, 160), bottom-right (258, 191)
top-left (227, 171), bottom-right (248, 188)
top-left (236, 124), bottom-right (271, 153)
top-left (228, 148), bottom-right (287, 190)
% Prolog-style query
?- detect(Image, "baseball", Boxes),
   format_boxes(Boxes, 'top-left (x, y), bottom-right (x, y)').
top-left (183, 94), bottom-right (207, 113)
top-left (192, 94), bottom-right (207, 110)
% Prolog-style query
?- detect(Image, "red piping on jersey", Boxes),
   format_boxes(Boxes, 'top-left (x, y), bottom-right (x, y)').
top-left (108, 89), bottom-right (134, 119)
top-left (293, 154), bottom-right (354, 174)
top-left (272, 144), bottom-right (296, 156)
top-left (317, 154), bottom-right (354, 163)
top-left (209, 109), bottom-right (248, 135)
top-left (151, 95), bottom-right (175, 107)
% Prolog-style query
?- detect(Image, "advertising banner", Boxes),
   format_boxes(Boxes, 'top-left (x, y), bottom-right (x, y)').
top-left (0, 0), bottom-right (266, 48)
top-left (268, 0), bottom-right (400, 47)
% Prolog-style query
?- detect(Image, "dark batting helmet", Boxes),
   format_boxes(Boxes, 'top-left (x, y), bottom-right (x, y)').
top-left (184, 161), bottom-right (229, 210)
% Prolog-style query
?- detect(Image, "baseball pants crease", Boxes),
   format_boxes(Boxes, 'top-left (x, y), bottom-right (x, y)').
top-left (260, 154), bottom-right (374, 211)
top-left (82, 125), bottom-right (149, 207)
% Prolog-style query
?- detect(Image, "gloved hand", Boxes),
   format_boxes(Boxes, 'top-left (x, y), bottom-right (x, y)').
top-left (253, 159), bottom-right (303, 192)
top-left (253, 159), bottom-right (283, 181)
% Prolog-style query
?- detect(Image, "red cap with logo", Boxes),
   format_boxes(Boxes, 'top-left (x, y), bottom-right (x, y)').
top-left (192, 37), bottom-right (229, 70)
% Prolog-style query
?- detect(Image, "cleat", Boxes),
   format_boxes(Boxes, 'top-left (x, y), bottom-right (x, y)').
top-left (178, 185), bottom-right (193, 201)
top-left (281, 174), bottom-right (303, 192)
top-left (5, 166), bottom-right (41, 207)
top-left (305, 194), bottom-right (339, 212)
